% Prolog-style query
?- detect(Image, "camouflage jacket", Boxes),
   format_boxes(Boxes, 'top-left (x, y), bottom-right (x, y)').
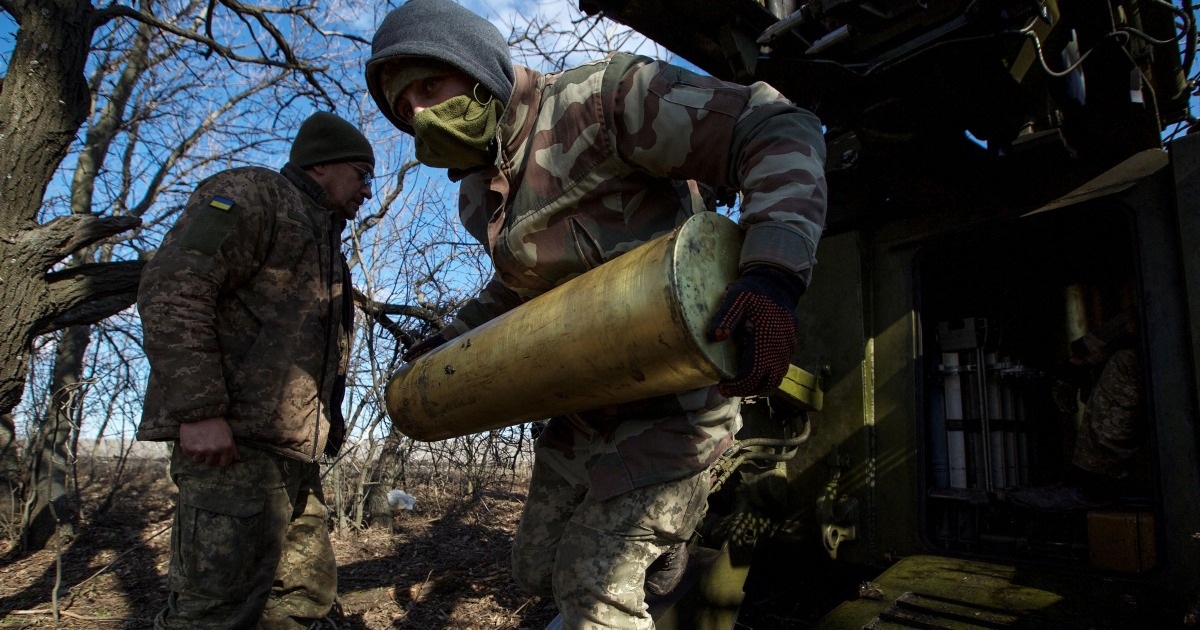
top-left (450, 53), bottom-right (827, 499)
top-left (137, 165), bottom-right (352, 462)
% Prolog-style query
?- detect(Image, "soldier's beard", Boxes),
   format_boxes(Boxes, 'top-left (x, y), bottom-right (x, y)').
top-left (412, 95), bottom-right (502, 170)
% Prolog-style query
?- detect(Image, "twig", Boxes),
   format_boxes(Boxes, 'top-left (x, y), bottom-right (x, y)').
top-left (510, 598), bottom-right (534, 615)
top-left (498, 598), bottom-right (539, 630)
top-left (405, 569), bottom-right (438, 611)
top-left (10, 609), bottom-right (124, 621)
top-left (50, 503), bottom-right (65, 623)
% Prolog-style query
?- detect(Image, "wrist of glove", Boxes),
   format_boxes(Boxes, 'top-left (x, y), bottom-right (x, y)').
top-left (707, 266), bottom-right (803, 397)
top-left (403, 327), bottom-right (457, 362)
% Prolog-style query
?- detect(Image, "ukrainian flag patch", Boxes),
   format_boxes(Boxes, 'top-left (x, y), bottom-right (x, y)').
top-left (209, 196), bottom-right (235, 211)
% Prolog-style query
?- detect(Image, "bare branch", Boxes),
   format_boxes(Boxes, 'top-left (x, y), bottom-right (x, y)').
top-left (353, 289), bottom-right (443, 331)
top-left (128, 71), bottom-right (285, 218)
top-left (202, 0), bottom-right (217, 55)
top-left (91, 3), bottom-right (329, 77)
top-left (216, 0), bottom-right (332, 103)
top-left (20, 215), bottom-right (142, 268)
top-left (295, 14), bottom-right (370, 46)
top-left (358, 309), bottom-right (412, 349)
top-left (34, 260), bottom-right (145, 336)
top-left (354, 159), bottom-right (422, 236)
top-left (71, 17), bottom-right (156, 218)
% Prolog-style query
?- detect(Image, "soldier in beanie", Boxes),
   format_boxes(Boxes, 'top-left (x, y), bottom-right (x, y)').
top-left (137, 111), bottom-right (375, 629)
top-left (367, 1), bottom-right (827, 627)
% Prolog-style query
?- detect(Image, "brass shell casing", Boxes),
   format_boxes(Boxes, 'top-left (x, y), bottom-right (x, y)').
top-left (385, 211), bottom-right (743, 441)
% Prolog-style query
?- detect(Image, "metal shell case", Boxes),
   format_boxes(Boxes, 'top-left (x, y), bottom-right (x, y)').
top-left (386, 211), bottom-right (743, 441)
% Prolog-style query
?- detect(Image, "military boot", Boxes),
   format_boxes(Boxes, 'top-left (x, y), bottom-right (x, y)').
top-left (644, 542), bottom-right (689, 597)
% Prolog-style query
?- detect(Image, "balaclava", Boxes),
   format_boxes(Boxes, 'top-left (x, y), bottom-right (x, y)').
top-left (289, 112), bottom-right (375, 168)
top-left (410, 91), bottom-right (504, 170)
top-left (365, 0), bottom-right (515, 139)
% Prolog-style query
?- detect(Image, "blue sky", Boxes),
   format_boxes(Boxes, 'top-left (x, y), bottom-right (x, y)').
top-left (0, 0), bottom-right (677, 76)
top-left (0, 11), bottom-right (13, 74)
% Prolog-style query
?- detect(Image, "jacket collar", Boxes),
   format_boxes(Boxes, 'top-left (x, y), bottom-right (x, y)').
top-left (281, 162), bottom-right (328, 207)
top-left (448, 65), bottom-right (542, 184)
top-left (497, 65), bottom-right (542, 165)
top-left (280, 162), bottom-right (349, 233)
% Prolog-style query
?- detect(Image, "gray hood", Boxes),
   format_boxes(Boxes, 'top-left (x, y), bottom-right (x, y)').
top-left (366, 0), bottom-right (515, 135)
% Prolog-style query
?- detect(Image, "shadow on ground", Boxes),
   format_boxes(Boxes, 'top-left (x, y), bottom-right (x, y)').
top-left (333, 487), bottom-right (557, 630)
top-left (0, 457), bottom-right (175, 627)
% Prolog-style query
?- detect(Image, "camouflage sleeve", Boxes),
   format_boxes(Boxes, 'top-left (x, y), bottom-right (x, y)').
top-left (446, 272), bottom-right (524, 332)
top-left (452, 177), bottom-right (526, 331)
top-left (137, 171), bottom-right (274, 423)
top-left (612, 57), bottom-right (827, 286)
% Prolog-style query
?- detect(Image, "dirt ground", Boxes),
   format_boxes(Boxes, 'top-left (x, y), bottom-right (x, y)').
top-left (0, 458), bottom-right (559, 629)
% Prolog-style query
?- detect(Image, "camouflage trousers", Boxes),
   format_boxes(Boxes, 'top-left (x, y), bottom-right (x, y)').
top-left (155, 444), bottom-right (336, 629)
top-left (1073, 348), bottom-right (1143, 480)
top-left (512, 447), bottom-right (709, 629)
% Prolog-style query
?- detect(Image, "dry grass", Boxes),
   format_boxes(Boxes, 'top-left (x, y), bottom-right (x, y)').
top-left (0, 456), bottom-right (557, 629)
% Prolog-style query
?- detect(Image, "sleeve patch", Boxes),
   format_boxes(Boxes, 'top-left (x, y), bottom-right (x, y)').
top-left (209, 196), bottom-right (235, 211)
top-left (179, 198), bottom-right (240, 255)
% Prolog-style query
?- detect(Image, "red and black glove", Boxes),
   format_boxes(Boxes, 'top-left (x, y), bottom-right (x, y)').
top-left (707, 266), bottom-right (802, 397)
top-left (403, 328), bottom-right (454, 362)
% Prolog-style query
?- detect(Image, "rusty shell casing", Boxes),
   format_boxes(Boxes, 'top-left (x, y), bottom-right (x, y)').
top-left (385, 211), bottom-right (744, 441)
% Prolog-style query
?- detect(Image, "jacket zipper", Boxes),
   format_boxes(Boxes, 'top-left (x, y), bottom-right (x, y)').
top-left (312, 213), bottom-right (338, 463)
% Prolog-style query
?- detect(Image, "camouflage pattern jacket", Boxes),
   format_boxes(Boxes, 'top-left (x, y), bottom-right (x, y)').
top-left (137, 165), bottom-right (352, 462)
top-left (450, 53), bottom-right (827, 499)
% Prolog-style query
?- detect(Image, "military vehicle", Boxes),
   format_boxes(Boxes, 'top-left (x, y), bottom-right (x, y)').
top-left (572, 0), bottom-right (1200, 627)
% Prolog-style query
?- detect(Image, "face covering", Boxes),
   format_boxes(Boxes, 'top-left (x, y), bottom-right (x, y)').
top-left (412, 93), bottom-right (503, 170)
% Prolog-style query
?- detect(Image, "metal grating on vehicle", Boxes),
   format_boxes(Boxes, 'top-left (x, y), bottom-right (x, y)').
top-left (863, 591), bottom-right (1067, 629)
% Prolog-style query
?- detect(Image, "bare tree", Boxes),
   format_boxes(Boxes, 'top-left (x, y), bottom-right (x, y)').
top-left (332, 134), bottom-right (495, 528)
top-left (0, 0), bottom-right (371, 547)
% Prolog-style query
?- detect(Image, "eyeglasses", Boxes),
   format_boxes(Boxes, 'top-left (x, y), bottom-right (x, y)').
top-left (348, 163), bottom-right (374, 186)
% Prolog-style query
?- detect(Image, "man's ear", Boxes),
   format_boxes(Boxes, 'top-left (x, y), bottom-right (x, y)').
top-left (305, 163), bottom-right (333, 188)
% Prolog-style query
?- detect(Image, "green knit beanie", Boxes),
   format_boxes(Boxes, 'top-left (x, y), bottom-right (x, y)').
top-left (289, 112), bottom-right (375, 168)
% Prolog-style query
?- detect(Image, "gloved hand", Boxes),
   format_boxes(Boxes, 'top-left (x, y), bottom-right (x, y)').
top-left (403, 328), bottom-right (455, 362)
top-left (707, 266), bottom-right (802, 397)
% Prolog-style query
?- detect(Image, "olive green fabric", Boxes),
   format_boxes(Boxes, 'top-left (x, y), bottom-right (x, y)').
top-left (512, 452), bottom-right (709, 628)
top-left (411, 94), bottom-right (503, 170)
top-left (366, 0), bottom-right (515, 135)
top-left (288, 111), bottom-right (375, 168)
top-left (137, 165), bottom-right (352, 461)
top-left (155, 445), bottom-right (336, 629)
top-left (379, 58), bottom-right (459, 115)
top-left (178, 199), bottom-right (239, 256)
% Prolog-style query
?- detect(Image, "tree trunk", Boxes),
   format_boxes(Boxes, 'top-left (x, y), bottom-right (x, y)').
top-left (365, 431), bottom-right (411, 528)
top-left (0, 413), bottom-right (19, 484)
top-left (15, 9), bottom-right (157, 550)
top-left (20, 325), bottom-right (89, 550)
top-left (0, 0), bottom-right (142, 439)
top-left (0, 0), bottom-right (97, 419)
